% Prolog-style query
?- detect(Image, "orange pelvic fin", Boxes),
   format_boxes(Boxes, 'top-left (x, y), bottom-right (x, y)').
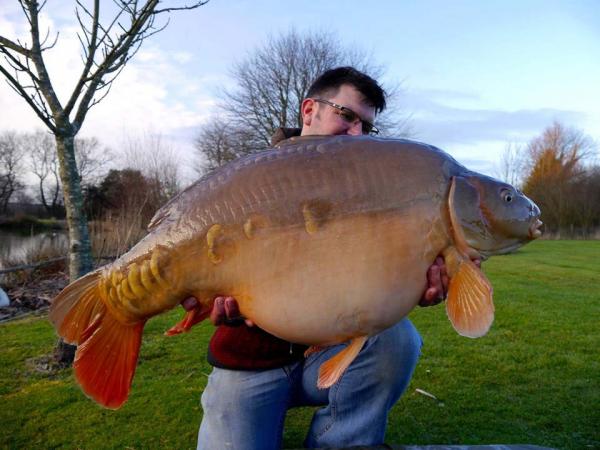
top-left (444, 247), bottom-right (494, 338)
top-left (317, 336), bottom-right (368, 389)
top-left (74, 311), bottom-right (145, 409)
top-left (304, 345), bottom-right (325, 358)
top-left (165, 301), bottom-right (212, 336)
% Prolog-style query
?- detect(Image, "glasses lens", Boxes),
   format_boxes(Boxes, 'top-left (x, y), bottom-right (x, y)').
top-left (338, 109), bottom-right (358, 123)
top-left (317, 99), bottom-right (378, 135)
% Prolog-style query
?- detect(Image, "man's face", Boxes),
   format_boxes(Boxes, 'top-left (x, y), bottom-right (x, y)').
top-left (300, 84), bottom-right (377, 136)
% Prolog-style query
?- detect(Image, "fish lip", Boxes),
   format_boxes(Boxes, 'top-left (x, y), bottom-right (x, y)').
top-left (529, 219), bottom-right (543, 239)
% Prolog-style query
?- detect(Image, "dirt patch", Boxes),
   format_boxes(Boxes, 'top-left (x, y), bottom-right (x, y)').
top-left (25, 353), bottom-right (71, 375)
top-left (0, 272), bottom-right (69, 323)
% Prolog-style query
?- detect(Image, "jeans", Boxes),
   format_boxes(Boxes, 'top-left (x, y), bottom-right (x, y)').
top-left (197, 318), bottom-right (422, 450)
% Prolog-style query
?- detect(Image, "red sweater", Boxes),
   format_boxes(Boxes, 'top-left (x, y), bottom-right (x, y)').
top-left (207, 128), bottom-right (307, 370)
top-left (208, 324), bottom-right (308, 370)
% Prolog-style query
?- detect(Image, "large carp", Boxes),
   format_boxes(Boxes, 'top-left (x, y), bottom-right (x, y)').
top-left (50, 135), bottom-right (542, 409)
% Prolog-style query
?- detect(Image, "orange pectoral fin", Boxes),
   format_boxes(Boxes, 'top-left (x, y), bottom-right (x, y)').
top-left (445, 255), bottom-right (494, 338)
top-left (317, 336), bottom-right (368, 389)
top-left (74, 312), bottom-right (145, 409)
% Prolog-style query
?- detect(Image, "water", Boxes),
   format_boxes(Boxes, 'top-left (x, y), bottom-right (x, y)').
top-left (0, 229), bottom-right (68, 269)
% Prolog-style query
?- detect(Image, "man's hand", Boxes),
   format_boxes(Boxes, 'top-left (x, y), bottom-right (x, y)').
top-left (419, 255), bottom-right (481, 307)
top-left (419, 256), bottom-right (448, 307)
top-left (181, 296), bottom-right (254, 327)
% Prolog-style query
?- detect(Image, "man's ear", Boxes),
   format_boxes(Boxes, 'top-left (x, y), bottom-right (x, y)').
top-left (301, 98), bottom-right (315, 126)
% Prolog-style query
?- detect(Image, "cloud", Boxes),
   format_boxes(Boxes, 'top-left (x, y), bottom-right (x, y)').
top-left (403, 89), bottom-right (587, 148)
top-left (173, 52), bottom-right (193, 64)
top-left (0, 9), bottom-right (217, 162)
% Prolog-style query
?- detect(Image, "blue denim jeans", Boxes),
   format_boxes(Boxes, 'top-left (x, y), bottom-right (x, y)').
top-left (197, 318), bottom-right (422, 449)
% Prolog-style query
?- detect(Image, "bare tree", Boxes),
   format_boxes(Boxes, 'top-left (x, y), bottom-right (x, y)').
top-left (0, 0), bottom-right (208, 365)
top-left (75, 136), bottom-right (113, 186)
top-left (195, 28), bottom-right (409, 171)
top-left (122, 131), bottom-right (181, 204)
top-left (24, 131), bottom-right (111, 215)
top-left (0, 131), bottom-right (26, 213)
top-left (23, 130), bottom-right (61, 214)
top-left (0, 0), bottom-right (208, 281)
top-left (194, 116), bottom-right (250, 172)
top-left (571, 166), bottom-right (600, 235)
top-left (495, 142), bottom-right (525, 187)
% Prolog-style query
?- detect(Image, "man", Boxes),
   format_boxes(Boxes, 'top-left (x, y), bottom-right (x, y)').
top-left (184, 67), bottom-right (450, 449)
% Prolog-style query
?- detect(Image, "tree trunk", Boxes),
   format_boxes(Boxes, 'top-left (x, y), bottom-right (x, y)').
top-left (53, 337), bottom-right (76, 367)
top-left (39, 178), bottom-right (49, 212)
top-left (54, 132), bottom-right (94, 363)
top-left (55, 133), bottom-right (94, 279)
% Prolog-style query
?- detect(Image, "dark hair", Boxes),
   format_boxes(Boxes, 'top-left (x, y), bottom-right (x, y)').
top-left (306, 66), bottom-right (386, 114)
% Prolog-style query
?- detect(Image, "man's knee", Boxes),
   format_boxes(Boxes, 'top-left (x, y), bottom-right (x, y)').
top-left (361, 319), bottom-right (422, 388)
top-left (199, 367), bottom-right (291, 450)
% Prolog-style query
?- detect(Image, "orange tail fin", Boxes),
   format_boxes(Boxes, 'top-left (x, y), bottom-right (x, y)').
top-left (49, 270), bottom-right (145, 409)
top-left (49, 270), bottom-right (105, 344)
top-left (75, 311), bottom-right (145, 409)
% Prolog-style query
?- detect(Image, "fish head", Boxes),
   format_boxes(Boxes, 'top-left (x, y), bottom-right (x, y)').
top-left (448, 174), bottom-right (543, 259)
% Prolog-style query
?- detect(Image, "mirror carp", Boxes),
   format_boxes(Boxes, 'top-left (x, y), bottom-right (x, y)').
top-left (49, 135), bottom-right (542, 409)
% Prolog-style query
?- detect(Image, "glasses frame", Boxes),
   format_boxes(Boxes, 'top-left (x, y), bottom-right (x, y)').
top-left (313, 98), bottom-right (379, 135)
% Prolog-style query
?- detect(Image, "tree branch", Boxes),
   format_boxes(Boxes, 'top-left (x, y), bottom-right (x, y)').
top-left (0, 65), bottom-right (56, 132)
top-left (72, 0), bottom-right (159, 125)
top-left (0, 47), bottom-right (40, 83)
top-left (64, 0), bottom-right (100, 117)
top-left (0, 36), bottom-right (31, 57)
top-left (24, 0), bottom-right (64, 122)
top-left (154, 1), bottom-right (209, 14)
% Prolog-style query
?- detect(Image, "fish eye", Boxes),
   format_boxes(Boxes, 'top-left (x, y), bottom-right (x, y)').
top-left (501, 189), bottom-right (513, 203)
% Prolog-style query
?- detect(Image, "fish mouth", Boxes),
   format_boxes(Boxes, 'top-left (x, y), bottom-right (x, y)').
top-left (529, 219), bottom-right (543, 239)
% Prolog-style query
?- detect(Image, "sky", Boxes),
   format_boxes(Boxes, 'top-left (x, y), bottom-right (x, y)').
top-left (1, 0), bottom-right (599, 183)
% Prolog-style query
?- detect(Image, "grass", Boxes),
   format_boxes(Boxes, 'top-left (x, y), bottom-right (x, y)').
top-left (0, 240), bottom-right (598, 449)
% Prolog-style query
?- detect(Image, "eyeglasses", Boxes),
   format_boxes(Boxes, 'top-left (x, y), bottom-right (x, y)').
top-left (314, 99), bottom-right (379, 135)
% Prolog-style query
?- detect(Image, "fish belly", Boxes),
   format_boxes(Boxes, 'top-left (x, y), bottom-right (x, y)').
top-left (218, 205), bottom-right (447, 345)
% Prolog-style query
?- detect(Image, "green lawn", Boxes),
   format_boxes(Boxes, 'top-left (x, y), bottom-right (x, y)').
top-left (1, 240), bottom-right (598, 449)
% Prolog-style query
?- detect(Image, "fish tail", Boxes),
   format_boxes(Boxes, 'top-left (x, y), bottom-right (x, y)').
top-left (49, 270), bottom-right (105, 344)
top-left (49, 269), bottom-right (145, 409)
top-left (74, 311), bottom-right (145, 409)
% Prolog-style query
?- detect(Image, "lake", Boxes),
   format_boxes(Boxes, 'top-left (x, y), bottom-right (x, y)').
top-left (0, 229), bottom-right (68, 269)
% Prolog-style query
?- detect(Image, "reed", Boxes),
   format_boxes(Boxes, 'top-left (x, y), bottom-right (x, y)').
top-left (1, 207), bottom-right (150, 287)
top-left (0, 232), bottom-right (68, 286)
top-left (89, 205), bottom-right (149, 260)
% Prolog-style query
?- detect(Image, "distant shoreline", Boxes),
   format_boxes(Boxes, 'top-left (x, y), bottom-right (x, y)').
top-left (0, 216), bottom-right (66, 235)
